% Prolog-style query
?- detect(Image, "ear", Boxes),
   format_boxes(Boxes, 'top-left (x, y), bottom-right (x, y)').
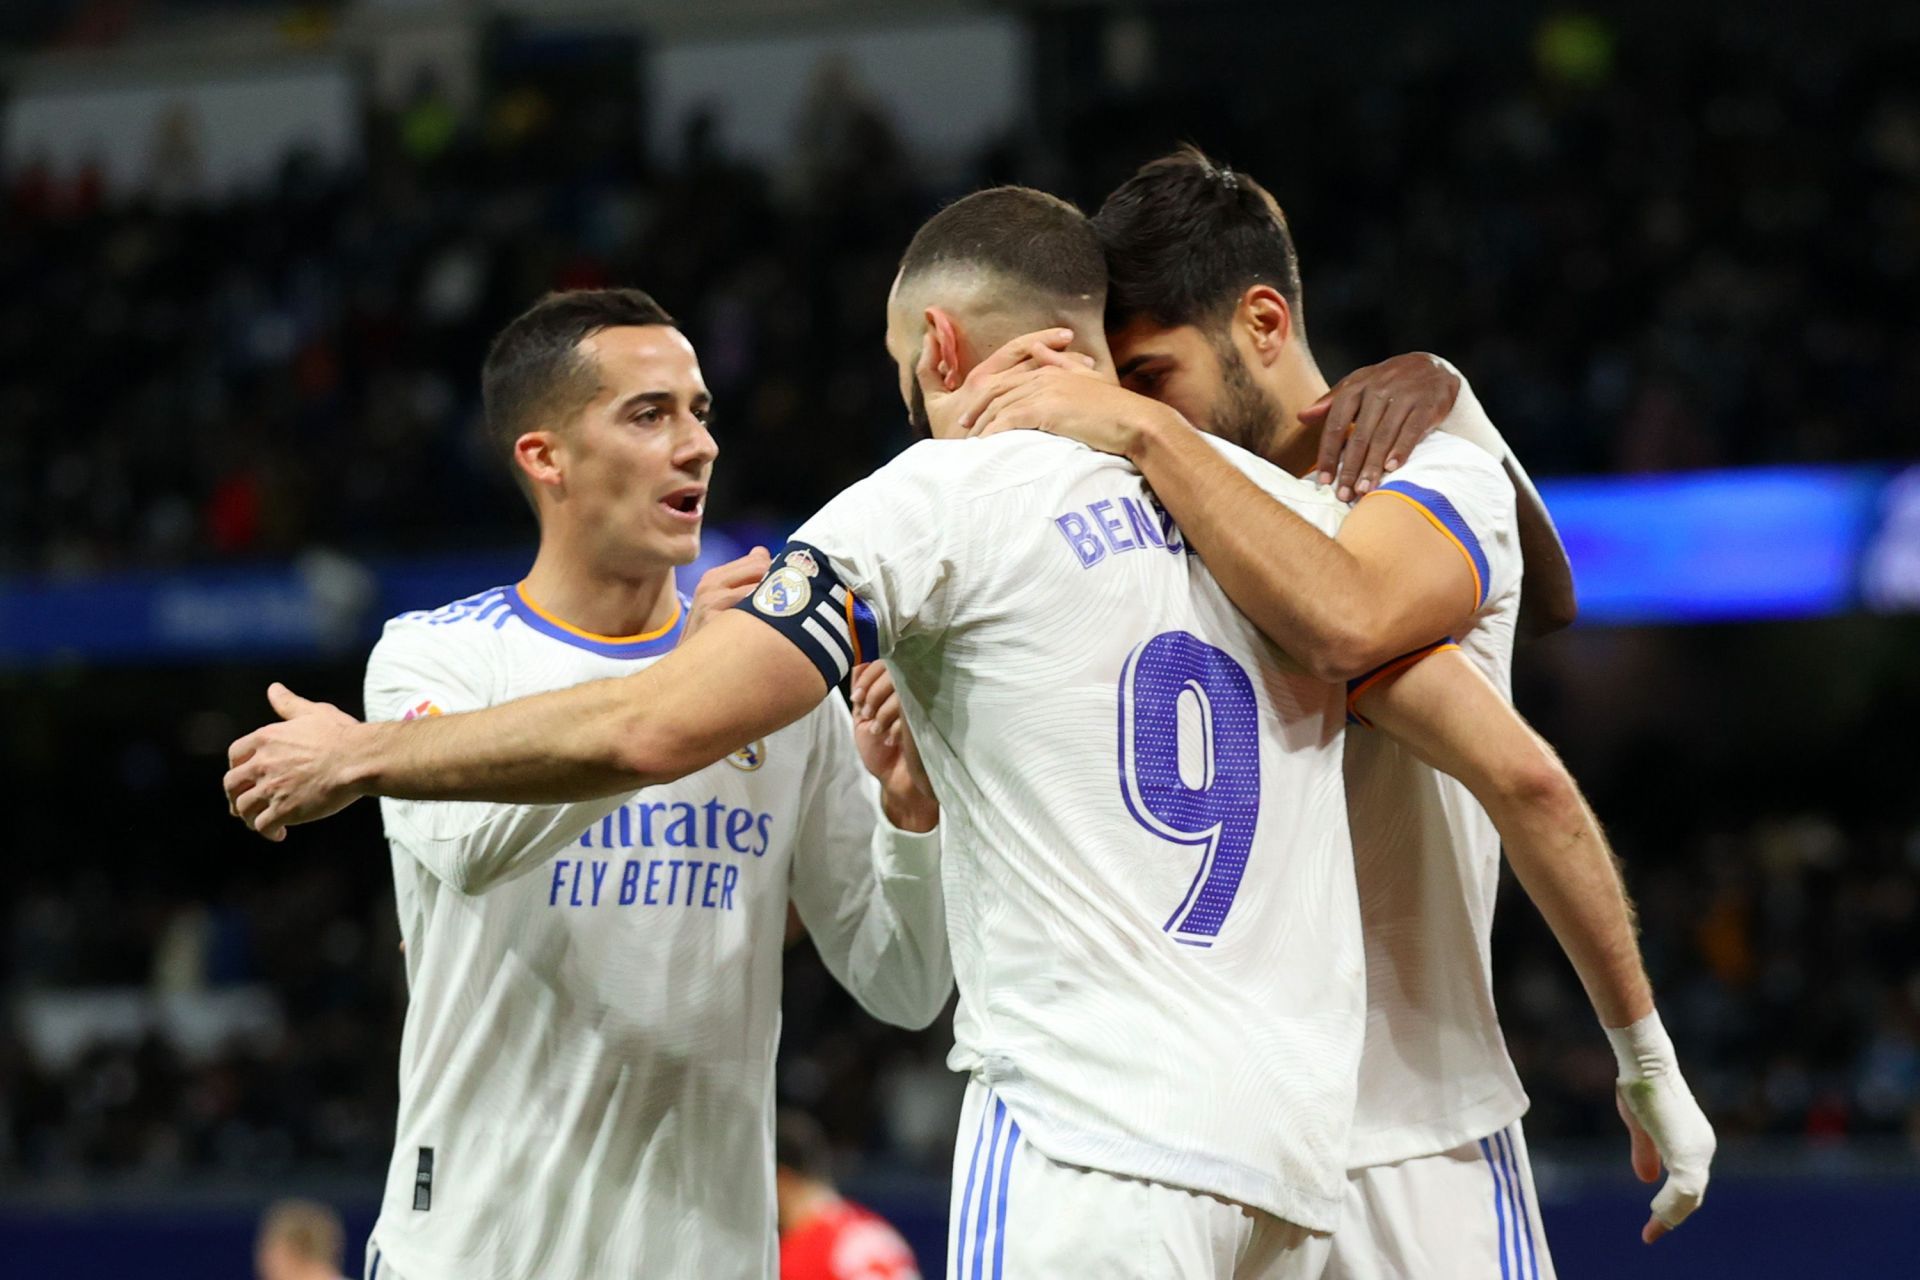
top-left (1238, 285), bottom-right (1294, 364)
top-left (513, 430), bottom-right (563, 492)
top-left (923, 307), bottom-right (966, 390)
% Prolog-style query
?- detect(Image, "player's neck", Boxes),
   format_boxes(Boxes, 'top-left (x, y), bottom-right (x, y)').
top-left (1265, 358), bottom-right (1331, 478)
top-left (519, 538), bottom-right (680, 641)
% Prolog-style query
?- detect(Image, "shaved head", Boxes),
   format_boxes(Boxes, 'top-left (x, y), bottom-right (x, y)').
top-left (897, 186), bottom-right (1106, 302)
top-left (891, 186), bottom-right (1108, 358)
top-left (886, 187), bottom-right (1111, 435)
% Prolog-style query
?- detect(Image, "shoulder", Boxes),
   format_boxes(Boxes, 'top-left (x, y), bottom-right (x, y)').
top-left (1375, 437), bottom-right (1519, 607)
top-left (369, 585), bottom-right (516, 669)
top-left (799, 436), bottom-right (1117, 565)
top-left (383, 584), bottom-right (517, 634)
top-left (1187, 434), bottom-right (1346, 538)
top-left (1205, 434), bottom-right (1343, 510)
top-left (862, 435), bottom-right (1125, 503)
top-left (1376, 436), bottom-right (1516, 532)
top-left (1394, 433), bottom-right (1511, 492)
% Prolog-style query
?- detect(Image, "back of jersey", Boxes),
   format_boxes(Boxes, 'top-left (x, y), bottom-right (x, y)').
top-left (763, 432), bottom-right (1361, 1231)
top-left (1341, 431), bottom-right (1530, 1168)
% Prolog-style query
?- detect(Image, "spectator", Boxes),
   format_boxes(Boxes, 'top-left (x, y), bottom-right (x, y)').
top-left (778, 1110), bottom-right (921, 1280)
top-left (1, 17), bottom-right (1913, 573)
top-left (255, 1198), bottom-right (349, 1280)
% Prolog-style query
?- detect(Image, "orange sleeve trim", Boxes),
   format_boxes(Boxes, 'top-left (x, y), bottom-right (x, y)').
top-left (1361, 488), bottom-right (1484, 614)
top-left (844, 586), bottom-right (864, 667)
top-left (1347, 641), bottom-right (1461, 728)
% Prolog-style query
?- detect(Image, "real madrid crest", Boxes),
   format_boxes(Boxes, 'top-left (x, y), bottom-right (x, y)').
top-left (727, 740), bottom-right (767, 771)
top-left (752, 565), bottom-right (812, 617)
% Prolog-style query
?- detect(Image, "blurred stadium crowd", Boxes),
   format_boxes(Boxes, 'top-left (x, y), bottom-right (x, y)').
top-left (2, 4), bottom-right (1917, 1190)
top-left (4, 10), bottom-right (1918, 573)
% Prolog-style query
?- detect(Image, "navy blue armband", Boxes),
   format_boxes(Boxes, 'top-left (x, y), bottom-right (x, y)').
top-left (734, 541), bottom-right (879, 686)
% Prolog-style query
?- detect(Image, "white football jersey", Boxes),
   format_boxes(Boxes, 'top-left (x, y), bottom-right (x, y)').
top-left (745, 432), bottom-right (1363, 1232)
top-left (1342, 410), bottom-right (1531, 1169)
top-left (361, 586), bottom-right (950, 1280)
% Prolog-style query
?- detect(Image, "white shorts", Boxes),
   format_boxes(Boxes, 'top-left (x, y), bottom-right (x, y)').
top-left (947, 1077), bottom-right (1332, 1280)
top-left (1324, 1121), bottom-right (1556, 1280)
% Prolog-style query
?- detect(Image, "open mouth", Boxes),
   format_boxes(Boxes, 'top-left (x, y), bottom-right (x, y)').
top-left (661, 486), bottom-right (706, 523)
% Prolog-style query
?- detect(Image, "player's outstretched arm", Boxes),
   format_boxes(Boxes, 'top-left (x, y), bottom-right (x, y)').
top-left (363, 634), bottom-right (635, 895)
top-left (225, 611), bottom-right (830, 840)
top-left (1356, 650), bottom-right (1715, 1242)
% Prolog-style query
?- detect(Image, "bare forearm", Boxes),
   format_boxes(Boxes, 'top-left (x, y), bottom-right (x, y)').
top-left (1362, 653), bottom-right (1651, 1029)
top-left (1131, 412), bottom-right (1378, 678)
top-left (342, 613), bottom-right (834, 806)
top-left (1481, 767), bottom-right (1653, 1028)
top-left (346, 675), bottom-right (659, 804)
top-left (226, 615), bottom-right (824, 840)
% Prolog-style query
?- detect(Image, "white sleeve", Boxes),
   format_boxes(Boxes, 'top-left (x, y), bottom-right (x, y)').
top-left (1368, 432), bottom-right (1521, 609)
top-left (1428, 358), bottom-right (1510, 462)
top-left (364, 621), bottom-right (633, 895)
top-left (739, 445), bottom-right (964, 686)
top-left (786, 697), bottom-right (951, 1030)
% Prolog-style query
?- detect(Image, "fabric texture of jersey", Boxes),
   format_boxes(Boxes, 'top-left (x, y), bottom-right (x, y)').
top-left (1323, 1120), bottom-right (1556, 1280)
top-left (946, 1079), bottom-right (1335, 1280)
top-left (1344, 393), bottom-right (1532, 1169)
top-left (758, 432), bottom-right (1363, 1232)
top-left (363, 583), bottom-right (949, 1280)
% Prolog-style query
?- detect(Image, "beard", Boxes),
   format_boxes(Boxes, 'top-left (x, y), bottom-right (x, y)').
top-left (1207, 334), bottom-right (1284, 459)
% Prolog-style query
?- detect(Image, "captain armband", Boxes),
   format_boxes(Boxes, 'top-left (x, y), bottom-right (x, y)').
top-left (734, 542), bottom-right (879, 686)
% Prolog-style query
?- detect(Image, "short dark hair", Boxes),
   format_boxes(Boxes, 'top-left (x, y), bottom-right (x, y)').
top-left (774, 1108), bottom-right (834, 1181)
top-left (897, 185), bottom-right (1106, 303)
top-left (1094, 146), bottom-right (1304, 336)
top-left (481, 287), bottom-right (677, 500)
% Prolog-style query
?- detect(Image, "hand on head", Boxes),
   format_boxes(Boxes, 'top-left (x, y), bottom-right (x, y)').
top-left (953, 329), bottom-right (1184, 459)
top-left (915, 327), bottom-right (1096, 439)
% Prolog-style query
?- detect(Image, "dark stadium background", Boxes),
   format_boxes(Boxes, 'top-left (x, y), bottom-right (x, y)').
top-left (2, 1), bottom-right (1916, 1276)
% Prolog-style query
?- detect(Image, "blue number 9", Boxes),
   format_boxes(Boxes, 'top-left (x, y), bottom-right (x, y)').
top-left (1118, 630), bottom-right (1263, 945)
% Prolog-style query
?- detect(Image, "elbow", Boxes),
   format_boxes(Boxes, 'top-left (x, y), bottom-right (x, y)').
top-left (1296, 619), bottom-right (1388, 685)
top-left (904, 1005), bottom-right (947, 1033)
top-left (1525, 590), bottom-right (1580, 638)
top-left (1485, 745), bottom-right (1581, 833)
top-left (1547, 589), bottom-right (1580, 632)
top-left (889, 1005), bottom-right (941, 1033)
top-left (608, 718), bottom-right (678, 789)
top-left (887, 978), bottom-right (955, 1032)
top-left (1304, 649), bottom-right (1377, 686)
top-left (442, 859), bottom-right (494, 897)
top-left (849, 980), bottom-right (947, 1032)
